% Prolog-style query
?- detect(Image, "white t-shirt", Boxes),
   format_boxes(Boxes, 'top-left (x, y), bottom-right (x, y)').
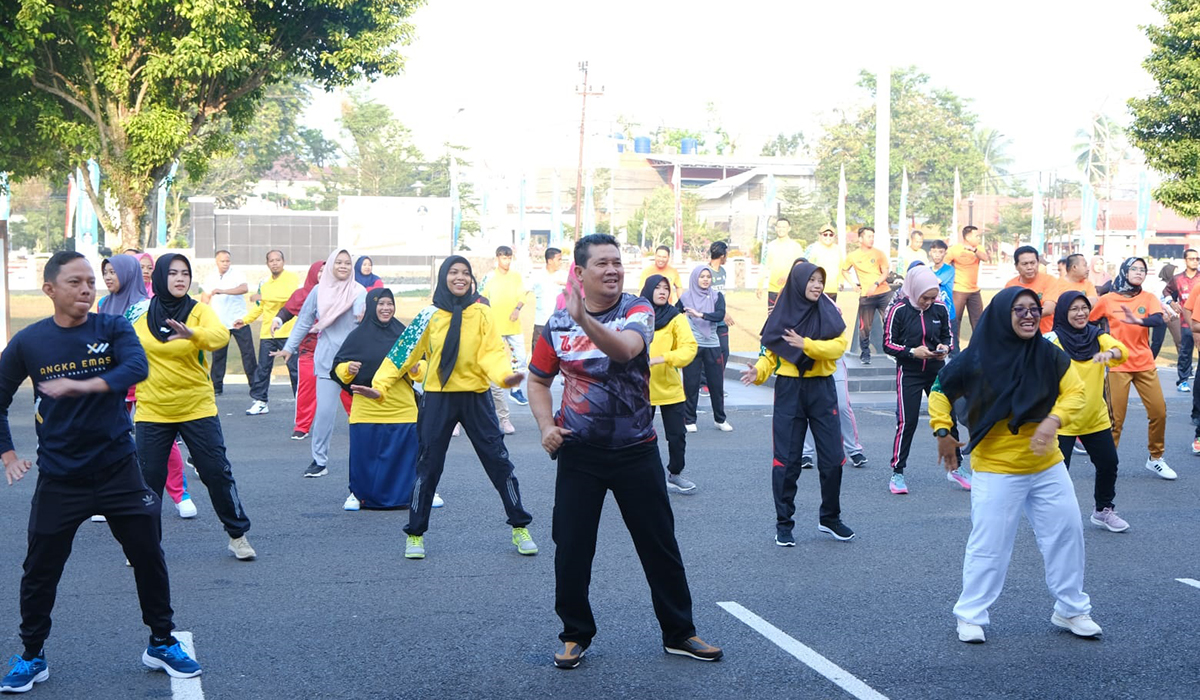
top-left (529, 267), bottom-right (566, 325)
top-left (202, 269), bottom-right (249, 329)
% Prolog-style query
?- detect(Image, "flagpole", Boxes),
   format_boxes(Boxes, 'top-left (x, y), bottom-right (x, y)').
top-left (874, 64), bottom-right (891, 257)
top-left (837, 164), bottom-right (848, 257)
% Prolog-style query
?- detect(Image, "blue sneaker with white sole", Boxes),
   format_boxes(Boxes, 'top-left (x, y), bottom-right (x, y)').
top-left (142, 640), bottom-right (202, 679)
top-left (1, 654), bottom-right (48, 693)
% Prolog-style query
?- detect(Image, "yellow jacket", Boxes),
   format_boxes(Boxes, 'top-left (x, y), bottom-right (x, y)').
top-left (929, 365), bottom-right (1086, 475)
top-left (242, 270), bottom-right (299, 339)
top-left (336, 361), bottom-right (425, 424)
top-left (132, 303), bottom-right (229, 423)
top-left (1047, 333), bottom-right (1128, 436)
top-left (760, 238), bottom-right (805, 294)
top-left (373, 304), bottom-right (512, 395)
top-left (751, 335), bottom-right (848, 383)
top-left (649, 315), bottom-right (697, 405)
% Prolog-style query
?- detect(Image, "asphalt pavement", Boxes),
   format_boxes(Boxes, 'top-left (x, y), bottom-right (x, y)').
top-left (0, 373), bottom-right (1197, 699)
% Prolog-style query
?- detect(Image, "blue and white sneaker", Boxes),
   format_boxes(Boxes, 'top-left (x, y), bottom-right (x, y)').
top-left (142, 640), bottom-right (202, 679)
top-left (509, 389), bottom-right (529, 406)
top-left (1, 654), bottom-right (48, 693)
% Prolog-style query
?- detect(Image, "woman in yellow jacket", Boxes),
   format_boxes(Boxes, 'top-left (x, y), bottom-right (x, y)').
top-left (739, 261), bottom-right (855, 546)
top-left (931, 287), bottom-right (1098, 644)
top-left (358, 256), bottom-right (535, 560)
top-left (334, 288), bottom-right (425, 511)
top-left (640, 275), bottom-right (698, 494)
top-left (130, 254), bottom-right (255, 561)
top-left (1047, 290), bottom-right (1130, 532)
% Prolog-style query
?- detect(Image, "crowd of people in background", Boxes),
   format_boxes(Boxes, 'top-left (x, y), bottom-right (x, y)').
top-left (5, 218), bottom-right (1200, 689)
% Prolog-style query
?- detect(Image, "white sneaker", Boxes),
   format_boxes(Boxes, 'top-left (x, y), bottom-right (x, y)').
top-left (500, 419), bottom-right (515, 435)
top-left (452, 423), bottom-right (461, 437)
top-left (245, 400), bottom-right (269, 416)
top-left (684, 424), bottom-right (698, 433)
top-left (956, 619), bottom-right (985, 643)
top-left (228, 535), bottom-right (257, 561)
top-left (1144, 456), bottom-right (1177, 480)
top-left (343, 493), bottom-right (361, 511)
top-left (715, 422), bottom-right (734, 432)
top-left (90, 515), bottom-right (107, 523)
top-left (1051, 612), bottom-right (1102, 638)
top-left (431, 493), bottom-right (445, 508)
top-left (175, 498), bottom-right (197, 519)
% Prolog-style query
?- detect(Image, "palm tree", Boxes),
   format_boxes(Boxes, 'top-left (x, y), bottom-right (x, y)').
top-left (974, 127), bottom-right (1014, 197)
top-left (1074, 115), bottom-right (1127, 196)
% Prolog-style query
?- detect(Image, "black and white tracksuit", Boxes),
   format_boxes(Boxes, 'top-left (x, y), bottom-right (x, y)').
top-left (883, 299), bottom-right (961, 472)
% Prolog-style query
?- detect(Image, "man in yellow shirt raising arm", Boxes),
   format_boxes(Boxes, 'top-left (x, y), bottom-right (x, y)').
top-left (235, 250), bottom-right (300, 416)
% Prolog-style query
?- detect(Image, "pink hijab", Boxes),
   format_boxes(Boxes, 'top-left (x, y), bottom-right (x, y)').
top-left (135, 253), bottom-right (154, 296)
top-left (313, 249), bottom-right (366, 331)
top-left (555, 262), bottom-right (584, 310)
top-left (901, 265), bottom-right (940, 304)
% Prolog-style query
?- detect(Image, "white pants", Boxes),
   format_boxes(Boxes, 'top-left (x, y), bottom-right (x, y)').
top-left (803, 358), bottom-right (862, 459)
top-left (953, 463), bottom-right (1091, 625)
top-left (490, 334), bottom-right (526, 421)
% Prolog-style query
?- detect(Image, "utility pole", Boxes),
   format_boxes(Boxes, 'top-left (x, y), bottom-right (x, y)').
top-left (574, 61), bottom-right (604, 240)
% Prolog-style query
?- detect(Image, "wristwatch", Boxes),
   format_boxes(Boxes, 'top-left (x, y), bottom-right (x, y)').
top-left (934, 428), bottom-right (950, 438)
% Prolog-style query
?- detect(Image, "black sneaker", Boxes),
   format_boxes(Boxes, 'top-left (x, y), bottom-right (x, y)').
top-left (553, 641), bottom-right (585, 669)
top-left (291, 430), bottom-right (308, 440)
top-left (774, 530), bottom-right (796, 547)
top-left (818, 519), bottom-right (855, 541)
top-left (849, 452), bottom-right (868, 468)
top-left (664, 636), bottom-right (723, 662)
top-left (860, 355), bottom-right (871, 365)
top-left (303, 461), bottom-right (328, 478)
top-left (800, 455), bottom-right (814, 470)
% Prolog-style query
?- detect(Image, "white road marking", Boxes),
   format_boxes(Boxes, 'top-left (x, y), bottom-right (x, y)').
top-left (172, 631), bottom-right (205, 700)
top-left (1177, 578), bottom-right (1200, 590)
top-left (718, 601), bottom-right (889, 700)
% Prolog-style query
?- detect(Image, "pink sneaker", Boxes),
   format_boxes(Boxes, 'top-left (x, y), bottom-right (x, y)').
top-left (1089, 507), bottom-right (1129, 533)
top-left (500, 419), bottom-right (515, 435)
top-left (947, 467), bottom-right (972, 490)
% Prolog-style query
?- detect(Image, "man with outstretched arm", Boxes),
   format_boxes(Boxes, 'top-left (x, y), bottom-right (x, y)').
top-left (0, 252), bottom-right (200, 694)
top-left (526, 233), bottom-right (722, 670)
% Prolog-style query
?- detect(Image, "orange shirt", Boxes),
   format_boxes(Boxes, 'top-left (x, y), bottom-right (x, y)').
top-left (946, 244), bottom-right (982, 293)
top-left (1050, 277), bottom-right (1098, 301)
top-left (842, 248), bottom-right (891, 297)
top-left (1089, 291), bottom-right (1163, 373)
top-left (1005, 272), bottom-right (1057, 333)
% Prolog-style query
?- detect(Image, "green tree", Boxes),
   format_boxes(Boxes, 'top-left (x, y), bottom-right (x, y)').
top-left (813, 67), bottom-right (985, 231)
top-left (185, 79), bottom-right (323, 208)
top-left (777, 186), bottom-right (832, 246)
top-left (761, 132), bottom-right (805, 157)
top-left (1074, 114), bottom-right (1127, 195)
top-left (992, 202), bottom-right (1032, 247)
top-left (0, 0), bottom-right (423, 251)
top-left (5, 178), bottom-right (73, 254)
top-left (975, 127), bottom-right (1014, 197)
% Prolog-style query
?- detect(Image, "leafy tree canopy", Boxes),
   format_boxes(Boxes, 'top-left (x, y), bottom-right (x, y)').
top-left (0, 0), bottom-right (424, 249)
top-left (813, 67), bottom-right (986, 231)
top-left (1128, 0), bottom-right (1200, 216)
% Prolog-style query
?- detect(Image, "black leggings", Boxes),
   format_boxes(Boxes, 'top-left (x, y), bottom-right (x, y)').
top-left (683, 347), bottom-right (726, 424)
top-left (1057, 430), bottom-right (1119, 511)
top-left (653, 402), bottom-right (687, 475)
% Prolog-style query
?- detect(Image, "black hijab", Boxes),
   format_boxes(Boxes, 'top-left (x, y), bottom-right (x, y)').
top-left (331, 288), bottom-right (405, 392)
top-left (433, 255), bottom-right (481, 385)
top-left (760, 262), bottom-right (846, 372)
top-left (639, 274), bottom-right (681, 331)
top-left (146, 253), bottom-right (198, 343)
top-left (1052, 290), bottom-right (1102, 361)
top-left (935, 287), bottom-right (1070, 453)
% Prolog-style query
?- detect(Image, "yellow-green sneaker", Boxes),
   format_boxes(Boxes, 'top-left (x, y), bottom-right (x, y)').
top-left (512, 527), bottom-right (538, 555)
top-left (404, 534), bottom-right (425, 559)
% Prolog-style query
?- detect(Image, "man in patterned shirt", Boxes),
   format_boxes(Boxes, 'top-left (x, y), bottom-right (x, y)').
top-left (527, 233), bottom-right (722, 670)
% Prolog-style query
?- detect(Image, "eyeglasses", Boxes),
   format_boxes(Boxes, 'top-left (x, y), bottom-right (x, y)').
top-left (1012, 306), bottom-right (1042, 318)
top-left (820, 233), bottom-right (835, 238)
top-left (1187, 257), bottom-right (1199, 261)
